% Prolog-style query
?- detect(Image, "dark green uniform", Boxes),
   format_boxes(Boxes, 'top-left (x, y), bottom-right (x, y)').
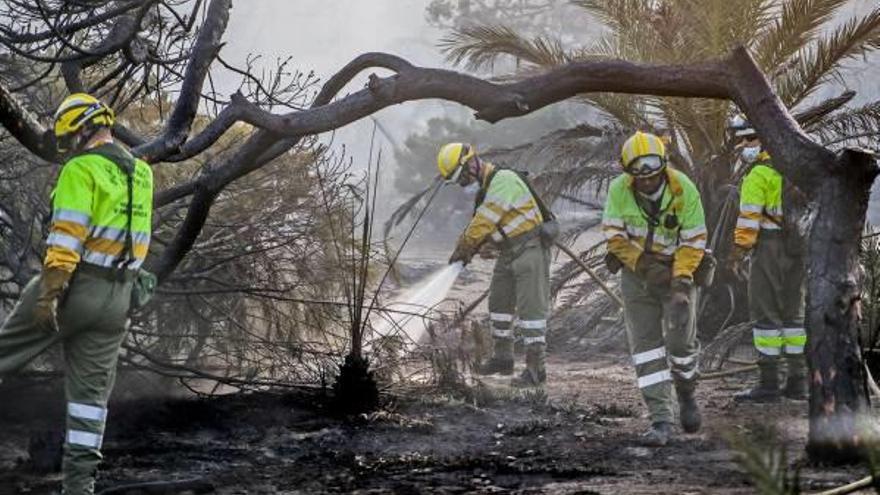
top-left (0, 142), bottom-right (152, 494)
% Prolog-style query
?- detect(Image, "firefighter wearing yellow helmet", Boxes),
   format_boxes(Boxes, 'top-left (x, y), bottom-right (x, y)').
top-left (0, 93), bottom-right (153, 494)
top-left (601, 131), bottom-right (707, 446)
top-left (438, 142), bottom-right (556, 387)
top-left (729, 114), bottom-right (808, 403)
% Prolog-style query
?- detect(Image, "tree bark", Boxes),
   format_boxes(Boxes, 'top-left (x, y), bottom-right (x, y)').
top-left (806, 149), bottom-right (879, 462)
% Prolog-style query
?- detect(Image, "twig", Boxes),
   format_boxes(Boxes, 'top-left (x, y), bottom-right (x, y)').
top-left (726, 358), bottom-right (756, 366)
top-left (815, 475), bottom-right (874, 495)
top-left (699, 365), bottom-right (757, 381)
top-left (97, 478), bottom-right (215, 494)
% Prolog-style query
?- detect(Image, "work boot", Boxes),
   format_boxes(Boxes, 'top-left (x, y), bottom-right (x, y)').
top-left (641, 421), bottom-right (673, 447)
top-left (511, 343), bottom-right (547, 387)
top-left (734, 358), bottom-right (780, 403)
top-left (476, 338), bottom-right (514, 376)
top-left (783, 355), bottom-right (808, 400)
top-left (677, 385), bottom-right (702, 433)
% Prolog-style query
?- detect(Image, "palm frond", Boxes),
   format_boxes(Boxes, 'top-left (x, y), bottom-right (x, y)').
top-left (809, 100), bottom-right (880, 148)
top-left (775, 7), bottom-right (880, 107)
top-left (440, 24), bottom-right (568, 71)
top-left (794, 90), bottom-right (856, 129)
top-left (728, 428), bottom-right (801, 495)
top-left (678, 0), bottom-right (775, 62)
top-left (481, 123), bottom-right (626, 197)
top-left (754, 0), bottom-right (850, 76)
top-left (572, 0), bottom-right (648, 39)
top-left (581, 93), bottom-right (654, 129)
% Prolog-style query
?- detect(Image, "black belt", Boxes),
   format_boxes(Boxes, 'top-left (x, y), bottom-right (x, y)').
top-left (499, 227), bottom-right (541, 251)
top-left (76, 263), bottom-right (138, 282)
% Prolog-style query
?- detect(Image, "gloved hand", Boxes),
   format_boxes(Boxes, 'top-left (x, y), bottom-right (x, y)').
top-left (33, 267), bottom-right (72, 334)
top-left (449, 242), bottom-right (477, 266)
top-left (668, 276), bottom-right (693, 329)
top-left (604, 252), bottom-right (624, 274)
top-left (728, 246), bottom-right (750, 281)
top-left (635, 253), bottom-right (672, 288)
top-left (670, 277), bottom-right (692, 306)
top-left (477, 242), bottom-right (500, 260)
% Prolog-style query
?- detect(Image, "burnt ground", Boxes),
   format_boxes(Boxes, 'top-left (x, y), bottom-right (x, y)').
top-left (0, 353), bottom-right (873, 495)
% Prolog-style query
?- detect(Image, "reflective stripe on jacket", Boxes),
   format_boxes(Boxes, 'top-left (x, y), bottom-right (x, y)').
top-left (735, 160), bottom-right (782, 250)
top-left (459, 163), bottom-right (543, 251)
top-left (601, 167), bottom-right (707, 280)
top-left (45, 143), bottom-right (154, 272)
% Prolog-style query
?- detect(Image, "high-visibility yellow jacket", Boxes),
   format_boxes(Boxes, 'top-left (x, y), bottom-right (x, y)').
top-left (735, 156), bottom-right (782, 250)
top-left (46, 142), bottom-right (153, 273)
top-left (458, 163), bottom-right (543, 251)
top-left (602, 167), bottom-right (706, 280)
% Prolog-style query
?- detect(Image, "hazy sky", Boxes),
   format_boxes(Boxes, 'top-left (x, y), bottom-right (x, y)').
top-left (224, 1), bottom-right (445, 78)
top-left (221, 0), bottom-right (451, 199)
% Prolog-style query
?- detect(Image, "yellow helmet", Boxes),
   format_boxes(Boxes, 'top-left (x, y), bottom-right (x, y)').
top-left (53, 93), bottom-right (115, 140)
top-left (437, 142), bottom-right (475, 182)
top-left (620, 131), bottom-right (666, 177)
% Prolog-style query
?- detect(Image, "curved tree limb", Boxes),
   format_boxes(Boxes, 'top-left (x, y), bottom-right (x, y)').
top-left (133, 0), bottom-right (232, 161)
top-left (0, 82), bottom-right (53, 161)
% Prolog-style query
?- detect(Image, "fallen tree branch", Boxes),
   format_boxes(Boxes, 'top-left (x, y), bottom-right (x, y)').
top-left (554, 241), bottom-right (623, 307)
top-left (815, 475), bottom-right (875, 495)
top-left (97, 478), bottom-right (215, 495)
top-left (699, 365), bottom-right (758, 381)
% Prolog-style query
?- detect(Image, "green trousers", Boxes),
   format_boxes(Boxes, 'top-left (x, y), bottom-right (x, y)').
top-left (749, 232), bottom-right (806, 358)
top-left (0, 268), bottom-right (131, 495)
top-left (620, 270), bottom-right (699, 425)
top-left (487, 237), bottom-right (551, 358)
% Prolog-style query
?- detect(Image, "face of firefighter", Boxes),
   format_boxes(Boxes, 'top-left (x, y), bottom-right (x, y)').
top-left (457, 156), bottom-right (480, 189)
top-left (633, 173), bottom-right (666, 195)
top-left (738, 136), bottom-right (762, 164)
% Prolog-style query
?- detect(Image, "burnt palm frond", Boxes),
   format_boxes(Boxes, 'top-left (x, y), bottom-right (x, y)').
top-left (483, 123), bottom-right (626, 197)
top-left (794, 90), bottom-right (856, 130)
top-left (811, 100), bottom-right (880, 148)
top-left (775, 7), bottom-right (880, 107)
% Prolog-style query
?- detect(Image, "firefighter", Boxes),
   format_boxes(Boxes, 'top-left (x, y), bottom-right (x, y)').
top-left (602, 131), bottom-right (707, 446)
top-left (0, 93), bottom-right (153, 494)
top-left (438, 142), bottom-right (555, 387)
top-left (729, 115), bottom-right (808, 402)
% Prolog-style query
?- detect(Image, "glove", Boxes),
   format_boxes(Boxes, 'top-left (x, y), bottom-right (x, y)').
top-left (449, 242), bottom-right (477, 266)
top-left (477, 242), bottom-right (500, 260)
top-left (33, 267), bottom-right (73, 334)
top-left (670, 277), bottom-right (692, 305)
top-left (635, 253), bottom-right (672, 288)
top-left (668, 276), bottom-right (693, 330)
top-left (604, 252), bottom-right (624, 274)
top-left (728, 246), bottom-right (750, 281)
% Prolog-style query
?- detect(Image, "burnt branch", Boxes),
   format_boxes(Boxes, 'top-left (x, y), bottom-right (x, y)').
top-left (0, 82), bottom-right (53, 161)
top-left (133, 0), bottom-right (231, 161)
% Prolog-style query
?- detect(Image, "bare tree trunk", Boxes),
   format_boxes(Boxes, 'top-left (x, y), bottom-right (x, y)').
top-left (806, 149), bottom-right (879, 462)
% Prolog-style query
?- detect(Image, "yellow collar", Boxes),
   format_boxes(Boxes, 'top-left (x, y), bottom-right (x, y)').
top-left (480, 162), bottom-right (496, 189)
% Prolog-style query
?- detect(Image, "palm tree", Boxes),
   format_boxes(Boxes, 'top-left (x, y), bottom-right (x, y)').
top-left (440, 0), bottom-right (880, 336)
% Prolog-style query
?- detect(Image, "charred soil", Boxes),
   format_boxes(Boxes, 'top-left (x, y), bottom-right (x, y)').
top-left (1, 354), bottom-right (873, 494)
